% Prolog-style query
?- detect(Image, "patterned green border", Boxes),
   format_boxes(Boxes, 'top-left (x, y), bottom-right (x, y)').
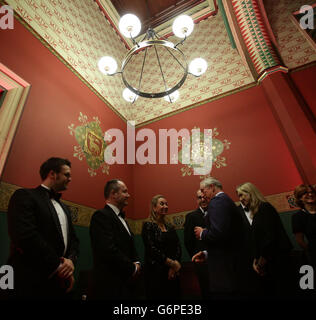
top-left (0, 181), bottom-right (300, 235)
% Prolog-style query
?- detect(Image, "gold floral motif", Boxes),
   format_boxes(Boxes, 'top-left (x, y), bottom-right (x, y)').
top-left (179, 127), bottom-right (231, 177)
top-left (70, 113), bottom-right (109, 177)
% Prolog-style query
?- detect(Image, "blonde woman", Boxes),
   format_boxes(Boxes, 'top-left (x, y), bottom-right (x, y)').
top-left (141, 195), bottom-right (182, 299)
top-left (236, 182), bottom-right (293, 297)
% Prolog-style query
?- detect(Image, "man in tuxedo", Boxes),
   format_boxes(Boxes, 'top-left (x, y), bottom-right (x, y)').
top-left (184, 190), bottom-right (209, 298)
top-left (6, 157), bottom-right (79, 299)
top-left (89, 179), bottom-right (141, 299)
top-left (193, 177), bottom-right (243, 299)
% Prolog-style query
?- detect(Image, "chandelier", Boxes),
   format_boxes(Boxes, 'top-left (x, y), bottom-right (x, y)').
top-left (98, 14), bottom-right (207, 103)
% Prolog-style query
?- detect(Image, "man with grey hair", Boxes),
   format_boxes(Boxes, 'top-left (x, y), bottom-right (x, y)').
top-left (193, 177), bottom-right (243, 299)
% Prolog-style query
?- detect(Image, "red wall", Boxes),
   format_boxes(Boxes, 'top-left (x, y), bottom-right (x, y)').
top-left (290, 65), bottom-right (316, 118)
top-left (1, 19), bottom-right (314, 221)
top-left (132, 85), bottom-right (303, 219)
top-left (0, 19), bottom-right (133, 214)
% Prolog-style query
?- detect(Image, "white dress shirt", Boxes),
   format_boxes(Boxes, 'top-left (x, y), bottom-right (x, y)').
top-left (107, 203), bottom-right (131, 236)
top-left (240, 203), bottom-right (253, 225)
top-left (41, 184), bottom-right (68, 255)
top-left (199, 206), bottom-right (207, 216)
top-left (106, 203), bottom-right (140, 274)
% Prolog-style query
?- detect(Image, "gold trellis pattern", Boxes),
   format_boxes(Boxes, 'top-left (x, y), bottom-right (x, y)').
top-left (5, 0), bottom-right (254, 126)
top-left (264, 0), bottom-right (316, 69)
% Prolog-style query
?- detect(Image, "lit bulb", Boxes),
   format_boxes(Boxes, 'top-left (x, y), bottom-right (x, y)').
top-left (119, 14), bottom-right (141, 38)
top-left (189, 58), bottom-right (207, 76)
top-left (172, 15), bottom-right (194, 38)
top-left (164, 90), bottom-right (179, 103)
top-left (98, 56), bottom-right (117, 75)
top-left (123, 88), bottom-right (138, 103)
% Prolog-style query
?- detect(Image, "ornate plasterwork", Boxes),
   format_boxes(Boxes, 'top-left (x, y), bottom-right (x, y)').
top-left (263, 0), bottom-right (316, 69)
top-left (231, 0), bottom-right (283, 76)
top-left (5, 0), bottom-right (254, 126)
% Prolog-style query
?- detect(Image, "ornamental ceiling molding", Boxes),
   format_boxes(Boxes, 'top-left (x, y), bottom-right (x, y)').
top-left (4, 0), bottom-right (255, 126)
top-left (1, 0), bottom-right (128, 124)
top-left (227, 0), bottom-right (285, 78)
top-left (263, 0), bottom-right (316, 70)
top-left (97, 0), bottom-right (218, 49)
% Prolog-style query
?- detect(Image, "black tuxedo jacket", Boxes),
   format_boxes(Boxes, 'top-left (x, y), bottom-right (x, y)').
top-left (236, 204), bottom-right (263, 294)
top-left (7, 186), bottom-right (79, 297)
top-left (237, 204), bottom-right (253, 256)
top-left (184, 208), bottom-right (207, 258)
top-left (89, 204), bottom-right (139, 299)
top-left (201, 192), bottom-right (243, 293)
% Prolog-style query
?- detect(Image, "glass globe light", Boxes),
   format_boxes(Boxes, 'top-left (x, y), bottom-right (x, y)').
top-left (119, 14), bottom-right (141, 38)
top-left (189, 58), bottom-right (208, 76)
top-left (98, 56), bottom-right (118, 75)
top-left (172, 15), bottom-right (194, 38)
top-left (123, 88), bottom-right (139, 103)
top-left (164, 90), bottom-right (179, 103)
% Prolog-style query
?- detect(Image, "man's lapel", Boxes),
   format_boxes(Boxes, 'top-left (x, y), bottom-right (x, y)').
top-left (37, 186), bottom-right (65, 247)
top-left (105, 204), bottom-right (132, 237)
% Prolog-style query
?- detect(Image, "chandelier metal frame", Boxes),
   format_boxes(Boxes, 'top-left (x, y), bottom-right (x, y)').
top-left (99, 14), bottom-right (207, 103)
top-left (108, 28), bottom-right (189, 100)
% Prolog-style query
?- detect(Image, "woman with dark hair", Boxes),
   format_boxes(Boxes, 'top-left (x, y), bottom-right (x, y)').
top-left (236, 182), bottom-right (293, 297)
top-left (292, 184), bottom-right (316, 268)
top-left (141, 195), bottom-right (182, 299)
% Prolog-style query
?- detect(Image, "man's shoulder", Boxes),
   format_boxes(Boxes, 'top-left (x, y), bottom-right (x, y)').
top-left (211, 193), bottom-right (238, 212)
top-left (92, 206), bottom-right (112, 217)
top-left (212, 192), bottom-right (232, 203)
top-left (185, 209), bottom-right (202, 220)
top-left (13, 186), bottom-right (38, 193)
top-left (10, 186), bottom-right (42, 200)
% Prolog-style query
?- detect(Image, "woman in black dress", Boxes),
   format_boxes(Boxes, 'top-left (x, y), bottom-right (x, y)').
top-left (236, 182), bottom-right (294, 298)
top-left (292, 184), bottom-right (316, 268)
top-left (141, 195), bottom-right (182, 299)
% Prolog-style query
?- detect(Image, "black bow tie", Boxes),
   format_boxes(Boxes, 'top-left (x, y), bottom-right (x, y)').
top-left (44, 188), bottom-right (62, 201)
top-left (244, 206), bottom-right (249, 212)
top-left (119, 211), bottom-right (125, 219)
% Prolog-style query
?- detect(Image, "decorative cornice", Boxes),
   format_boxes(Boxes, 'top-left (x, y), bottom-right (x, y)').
top-left (257, 65), bottom-right (289, 83)
top-left (5, 1), bottom-right (127, 124)
top-left (0, 181), bottom-right (300, 234)
top-left (229, 0), bottom-right (284, 76)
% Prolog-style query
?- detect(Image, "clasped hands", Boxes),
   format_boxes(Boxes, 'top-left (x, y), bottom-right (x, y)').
top-left (166, 258), bottom-right (181, 280)
top-left (253, 256), bottom-right (267, 276)
top-left (56, 257), bottom-right (75, 292)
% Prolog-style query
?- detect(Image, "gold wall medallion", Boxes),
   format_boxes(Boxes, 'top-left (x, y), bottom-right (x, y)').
top-left (179, 127), bottom-right (231, 177)
top-left (69, 113), bottom-right (110, 177)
